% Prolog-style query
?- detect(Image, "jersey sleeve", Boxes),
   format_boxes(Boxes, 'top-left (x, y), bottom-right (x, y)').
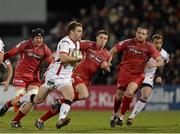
top-left (114, 40), bottom-right (128, 52)
top-left (3, 40), bottom-right (27, 60)
top-left (16, 40), bottom-right (28, 53)
top-left (80, 40), bottom-right (94, 51)
top-left (149, 44), bottom-right (160, 59)
top-left (44, 45), bottom-right (54, 64)
top-left (4, 59), bottom-right (11, 69)
top-left (58, 40), bottom-right (70, 54)
top-left (0, 39), bottom-right (5, 54)
top-left (161, 49), bottom-right (170, 63)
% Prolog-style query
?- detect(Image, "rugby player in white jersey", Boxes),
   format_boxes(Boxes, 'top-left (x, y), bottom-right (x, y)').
top-left (0, 38), bottom-right (13, 91)
top-left (126, 34), bottom-right (170, 126)
top-left (17, 21), bottom-right (83, 129)
top-left (0, 38), bottom-right (5, 63)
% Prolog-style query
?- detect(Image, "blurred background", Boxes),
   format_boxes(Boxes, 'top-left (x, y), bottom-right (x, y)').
top-left (0, 0), bottom-right (179, 110)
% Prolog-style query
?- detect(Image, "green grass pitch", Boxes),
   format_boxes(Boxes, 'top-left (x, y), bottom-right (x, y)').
top-left (0, 110), bottom-right (180, 133)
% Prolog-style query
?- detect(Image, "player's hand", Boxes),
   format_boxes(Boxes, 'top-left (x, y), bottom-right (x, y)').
top-left (101, 61), bottom-right (111, 72)
top-left (147, 58), bottom-right (157, 68)
top-left (155, 76), bottom-right (162, 84)
top-left (1, 81), bottom-right (9, 92)
top-left (71, 49), bottom-right (83, 61)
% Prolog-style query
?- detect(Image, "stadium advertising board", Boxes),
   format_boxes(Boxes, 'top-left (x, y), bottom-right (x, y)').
top-left (0, 85), bottom-right (180, 111)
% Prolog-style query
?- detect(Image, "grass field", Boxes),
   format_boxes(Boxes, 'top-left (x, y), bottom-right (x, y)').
top-left (0, 110), bottom-right (180, 133)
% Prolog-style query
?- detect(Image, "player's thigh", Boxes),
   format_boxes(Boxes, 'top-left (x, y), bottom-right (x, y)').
top-left (26, 85), bottom-right (39, 95)
top-left (58, 85), bottom-right (74, 100)
top-left (35, 85), bottom-right (51, 102)
top-left (125, 82), bottom-right (138, 97)
top-left (141, 86), bottom-right (153, 100)
top-left (75, 83), bottom-right (89, 99)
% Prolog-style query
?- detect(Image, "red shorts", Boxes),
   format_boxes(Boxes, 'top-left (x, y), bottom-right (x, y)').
top-left (13, 75), bottom-right (41, 88)
top-left (117, 71), bottom-right (144, 91)
top-left (72, 74), bottom-right (89, 90)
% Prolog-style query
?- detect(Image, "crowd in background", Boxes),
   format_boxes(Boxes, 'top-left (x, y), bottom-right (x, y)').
top-left (1, 0), bottom-right (179, 85)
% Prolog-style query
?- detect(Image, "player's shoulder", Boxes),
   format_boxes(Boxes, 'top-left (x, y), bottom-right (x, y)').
top-left (146, 41), bottom-right (153, 46)
top-left (160, 48), bottom-right (169, 59)
top-left (160, 48), bottom-right (169, 55)
top-left (117, 38), bottom-right (133, 46)
top-left (16, 39), bottom-right (29, 48)
top-left (146, 41), bottom-right (155, 50)
top-left (0, 38), bottom-right (3, 44)
top-left (59, 36), bottom-right (72, 45)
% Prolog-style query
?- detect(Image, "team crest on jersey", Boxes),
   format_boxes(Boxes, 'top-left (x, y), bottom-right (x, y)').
top-left (129, 48), bottom-right (143, 55)
top-left (27, 52), bottom-right (42, 59)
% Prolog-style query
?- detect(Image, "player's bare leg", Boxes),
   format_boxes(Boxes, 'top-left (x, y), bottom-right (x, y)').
top-left (74, 83), bottom-right (89, 101)
top-left (127, 85), bottom-right (152, 126)
top-left (56, 85), bottom-right (74, 129)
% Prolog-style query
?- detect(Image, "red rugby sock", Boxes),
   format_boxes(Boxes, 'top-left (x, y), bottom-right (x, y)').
top-left (40, 108), bottom-right (60, 122)
top-left (113, 97), bottom-right (121, 114)
top-left (120, 96), bottom-right (132, 116)
top-left (12, 111), bottom-right (25, 122)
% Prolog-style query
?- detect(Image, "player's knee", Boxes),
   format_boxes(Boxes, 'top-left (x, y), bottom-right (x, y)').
top-left (35, 95), bottom-right (45, 103)
top-left (125, 90), bottom-right (134, 97)
top-left (79, 91), bottom-right (89, 100)
top-left (141, 93), bottom-right (150, 101)
top-left (116, 90), bottom-right (124, 100)
top-left (15, 88), bottom-right (26, 97)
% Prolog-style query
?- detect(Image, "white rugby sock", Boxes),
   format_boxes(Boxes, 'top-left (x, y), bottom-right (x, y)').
top-left (58, 103), bottom-right (71, 120)
top-left (129, 100), bottom-right (146, 119)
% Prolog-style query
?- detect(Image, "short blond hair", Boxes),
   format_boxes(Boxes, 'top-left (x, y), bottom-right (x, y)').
top-left (67, 21), bottom-right (82, 34)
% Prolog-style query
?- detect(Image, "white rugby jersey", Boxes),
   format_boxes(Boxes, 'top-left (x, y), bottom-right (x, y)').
top-left (45, 36), bottom-right (80, 80)
top-left (143, 48), bottom-right (169, 86)
top-left (0, 38), bottom-right (5, 54)
top-left (1, 59), bottom-right (11, 68)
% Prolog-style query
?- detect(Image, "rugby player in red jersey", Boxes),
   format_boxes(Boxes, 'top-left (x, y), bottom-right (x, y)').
top-left (0, 28), bottom-right (53, 128)
top-left (109, 25), bottom-right (164, 127)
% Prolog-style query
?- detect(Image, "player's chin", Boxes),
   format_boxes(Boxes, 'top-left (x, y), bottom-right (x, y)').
top-left (70, 62), bottom-right (79, 67)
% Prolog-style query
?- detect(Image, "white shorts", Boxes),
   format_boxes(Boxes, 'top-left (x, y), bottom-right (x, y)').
top-left (142, 75), bottom-right (154, 87)
top-left (42, 69), bottom-right (73, 90)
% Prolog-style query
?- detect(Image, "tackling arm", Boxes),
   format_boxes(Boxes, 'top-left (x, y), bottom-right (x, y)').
top-left (109, 47), bottom-right (118, 58)
top-left (3, 47), bottom-right (19, 61)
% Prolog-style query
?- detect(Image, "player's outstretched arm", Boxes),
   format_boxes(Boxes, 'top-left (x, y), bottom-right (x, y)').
top-left (109, 47), bottom-right (117, 58)
top-left (3, 47), bottom-right (19, 61)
